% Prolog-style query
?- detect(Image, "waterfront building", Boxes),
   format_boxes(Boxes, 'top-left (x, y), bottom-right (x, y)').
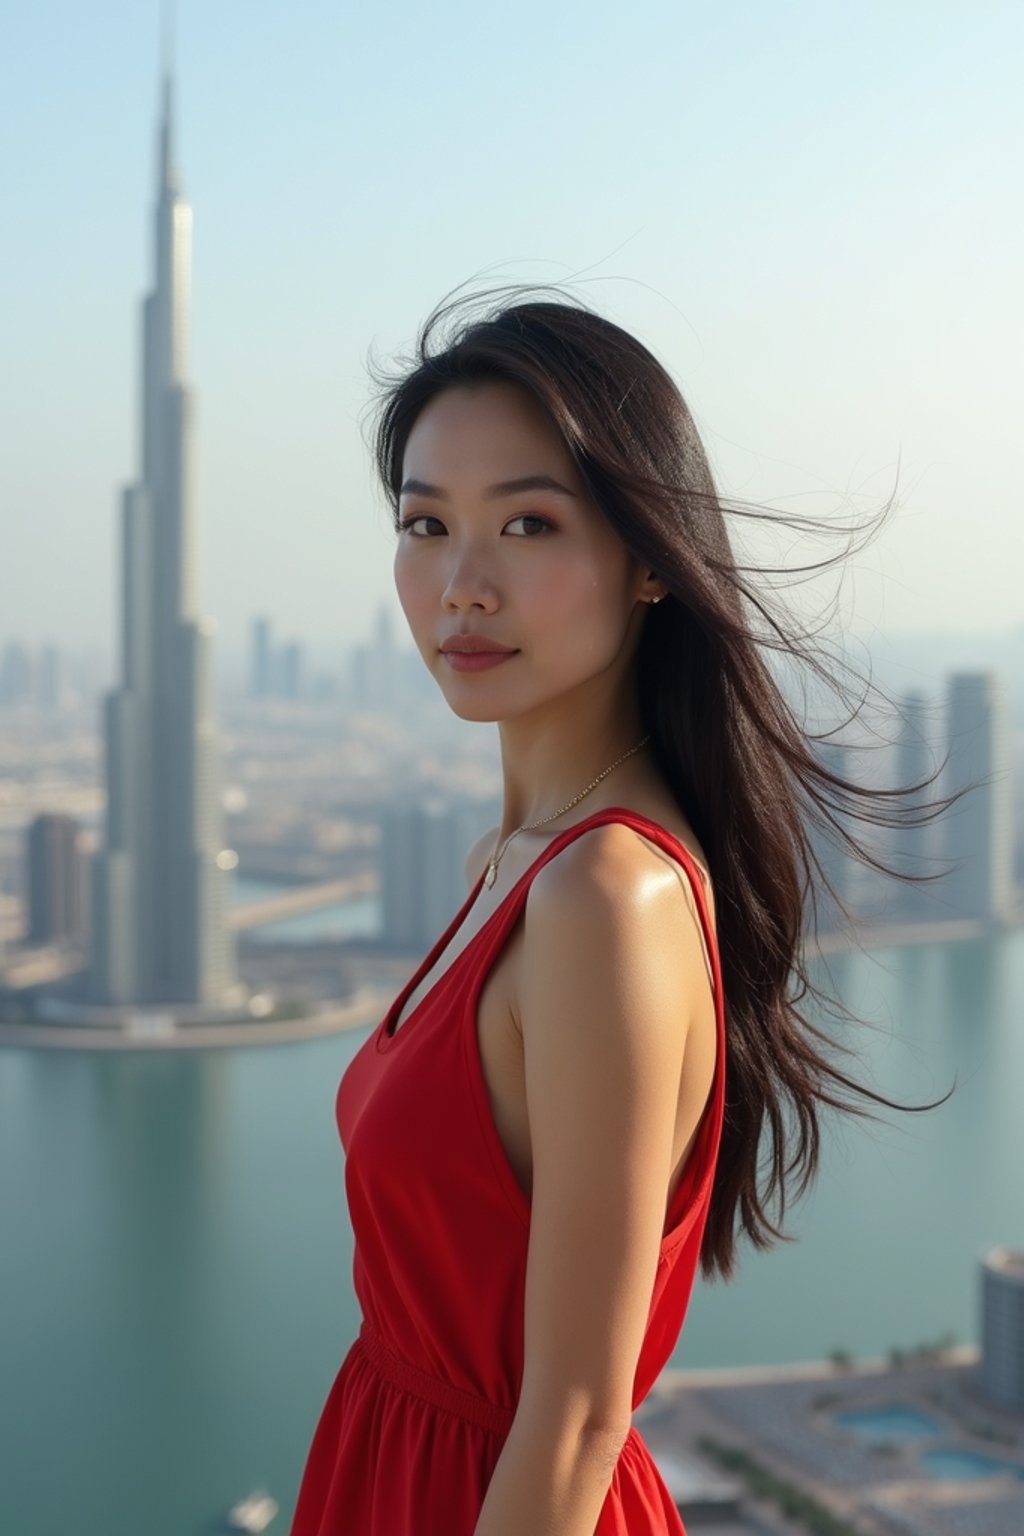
top-left (890, 689), bottom-right (942, 922)
top-left (27, 813), bottom-right (87, 944)
top-left (980, 1245), bottom-right (1024, 1410)
top-left (940, 672), bottom-right (1015, 924)
top-left (380, 797), bottom-right (498, 953)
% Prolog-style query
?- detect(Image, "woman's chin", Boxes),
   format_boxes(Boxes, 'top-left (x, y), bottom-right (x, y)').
top-left (441, 695), bottom-right (506, 724)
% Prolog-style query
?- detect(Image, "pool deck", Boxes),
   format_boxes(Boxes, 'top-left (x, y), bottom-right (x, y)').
top-left (634, 1349), bottom-right (1024, 1536)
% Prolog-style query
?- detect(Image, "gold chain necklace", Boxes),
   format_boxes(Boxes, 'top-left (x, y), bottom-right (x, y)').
top-left (484, 733), bottom-right (652, 889)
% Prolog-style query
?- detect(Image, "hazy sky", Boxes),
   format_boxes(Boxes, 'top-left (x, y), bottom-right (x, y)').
top-left (3, 0), bottom-right (1020, 673)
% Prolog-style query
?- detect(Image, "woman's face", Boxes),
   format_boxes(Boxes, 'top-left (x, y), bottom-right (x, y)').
top-left (393, 380), bottom-right (654, 724)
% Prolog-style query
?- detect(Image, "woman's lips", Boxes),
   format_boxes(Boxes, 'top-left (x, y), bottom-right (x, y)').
top-left (442, 649), bottom-right (519, 672)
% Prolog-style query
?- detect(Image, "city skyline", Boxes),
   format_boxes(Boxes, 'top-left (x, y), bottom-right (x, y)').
top-left (3, 2), bottom-right (1021, 657)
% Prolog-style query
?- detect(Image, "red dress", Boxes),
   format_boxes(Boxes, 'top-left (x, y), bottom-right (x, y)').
top-left (290, 805), bottom-right (727, 1535)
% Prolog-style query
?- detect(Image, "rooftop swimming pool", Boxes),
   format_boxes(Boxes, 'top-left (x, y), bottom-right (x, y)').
top-left (919, 1448), bottom-right (1024, 1482)
top-left (833, 1405), bottom-right (942, 1441)
top-left (833, 1407), bottom-right (1024, 1483)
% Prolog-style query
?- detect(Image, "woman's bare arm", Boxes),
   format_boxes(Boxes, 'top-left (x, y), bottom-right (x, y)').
top-left (472, 822), bottom-right (708, 1536)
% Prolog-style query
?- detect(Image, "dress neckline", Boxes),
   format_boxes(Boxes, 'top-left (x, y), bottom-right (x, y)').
top-left (375, 805), bottom-right (713, 1054)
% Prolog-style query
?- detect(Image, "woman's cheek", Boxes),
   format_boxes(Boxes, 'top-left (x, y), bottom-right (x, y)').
top-left (393, 553), bottom-right (433, 626)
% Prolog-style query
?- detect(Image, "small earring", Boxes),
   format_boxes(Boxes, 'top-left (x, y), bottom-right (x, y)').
top-left (648, 594), bottom-right (664, 604)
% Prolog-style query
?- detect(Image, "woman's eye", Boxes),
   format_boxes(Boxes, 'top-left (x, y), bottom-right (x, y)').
top-left (398, 514), bottom-right (444, 536)
top-left (504, 514), bottom-right (553, 537)
top-left (397, 513), bottom-right (553, 537)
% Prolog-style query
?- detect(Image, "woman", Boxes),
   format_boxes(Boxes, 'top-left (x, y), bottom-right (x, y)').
top-left (290, 286), bottom-right (958, 1536)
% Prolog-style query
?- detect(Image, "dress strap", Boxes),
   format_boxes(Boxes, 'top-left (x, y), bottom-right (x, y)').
top-left (468, 804), bottom-right (720, 1006)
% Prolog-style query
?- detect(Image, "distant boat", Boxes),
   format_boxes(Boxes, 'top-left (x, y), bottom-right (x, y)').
top-left (226, 1489), bottom-right (278, 1532)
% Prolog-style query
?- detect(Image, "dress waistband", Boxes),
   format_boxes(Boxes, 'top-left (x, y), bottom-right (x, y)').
top-left (357, 1319), bottom-right (517, 1437)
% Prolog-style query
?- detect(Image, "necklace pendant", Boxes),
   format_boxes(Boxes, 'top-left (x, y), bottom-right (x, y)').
top-left (484, 861), bottom-right (497, 889)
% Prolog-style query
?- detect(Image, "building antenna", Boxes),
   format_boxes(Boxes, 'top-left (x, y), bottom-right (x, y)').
top-left (158, 0), bottom-right (177, 192)
top-left (162, 0), bottom-right (175, 85)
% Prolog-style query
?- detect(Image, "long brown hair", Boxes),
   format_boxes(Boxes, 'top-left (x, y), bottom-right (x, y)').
top-left (364, 282), bottom-right (973, 1282)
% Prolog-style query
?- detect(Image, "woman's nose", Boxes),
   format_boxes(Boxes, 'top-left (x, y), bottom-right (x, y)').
top-left (441, 549), bottom-right (499, 611)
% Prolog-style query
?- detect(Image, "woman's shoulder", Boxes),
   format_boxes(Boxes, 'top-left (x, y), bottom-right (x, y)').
top-left (540, 796), bottom-right (711, 898)
top-left (514, 810), bottom-right (715, 1056)
top-left (526, 800), bottom-right (713, 945)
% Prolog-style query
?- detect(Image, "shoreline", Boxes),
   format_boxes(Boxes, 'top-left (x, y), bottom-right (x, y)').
top-left (0, 988), bottom-right (389, 1051)
top-left (2, 910), bottom-right (1019, 1053)
top-left (654, 1343), bottom-right (981, 1391)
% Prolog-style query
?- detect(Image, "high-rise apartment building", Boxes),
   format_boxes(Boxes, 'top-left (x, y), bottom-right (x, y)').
top-left (251, 616), bottom-right (274, 697)
top-left (941, 672), bottom-right (1015, 924)
top-left (380, 798), bottom-right (499, 954)
top-left (890, 690), bottom-right (941, 923)
top-left (980, 1247), bottom-right (1024, 1410)
top-left (0, 641), bottom-right (33, 706)
top-left (27, 814), bottom-right (86, 945)
top-left (352, 604), bottom-right (401, 712)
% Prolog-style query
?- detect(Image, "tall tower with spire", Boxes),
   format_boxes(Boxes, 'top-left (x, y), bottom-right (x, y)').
top-left (89, 34), bottom-right (241, 1009)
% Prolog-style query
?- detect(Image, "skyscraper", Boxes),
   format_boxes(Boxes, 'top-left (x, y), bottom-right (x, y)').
top-left (89, 51), bottom-right (240, 1008)
top-left (940, 671), bottom-right (1015, 925)
top-left (980, 1246), bottom-right (1024, 1411)
top-left (380, 797), bottom-right (499, 953)
top-left (27, 813), bottom-right (86, 945)
top-left (251, 615), bottom-right (274, 697)
top-left (890, 689), bottom-right (940, 922)
top-left (803, 739), bottom-right (858, 938)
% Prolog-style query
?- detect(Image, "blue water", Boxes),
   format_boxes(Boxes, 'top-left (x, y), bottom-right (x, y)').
top-left (920, 1448), bottom-right (1024, 1481)
top-left (233, 876), bottom-right (380, 943)
top-left (834, 1405), bottom-right (941, 1440)
top-left (3, 926), bottom-right (1024, 1535)
top-left (244, 893), bottom-right (380, 943)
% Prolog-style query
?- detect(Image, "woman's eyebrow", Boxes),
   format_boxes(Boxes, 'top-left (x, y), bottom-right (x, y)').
top-left (399, 474), bottom-right (577, 500)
